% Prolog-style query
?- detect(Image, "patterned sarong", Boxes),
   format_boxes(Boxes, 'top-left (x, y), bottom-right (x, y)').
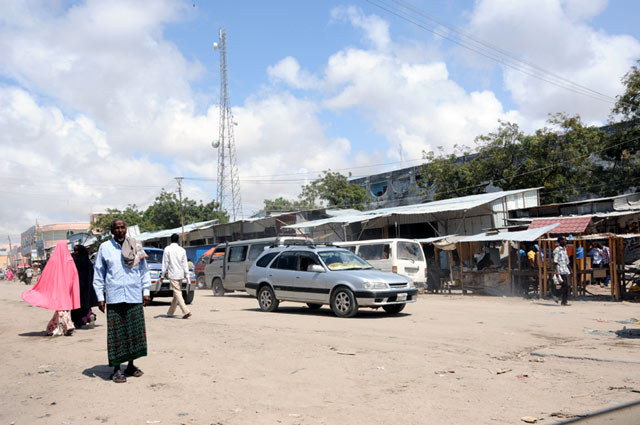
top-left (106, 303), bottom-right (147, 367)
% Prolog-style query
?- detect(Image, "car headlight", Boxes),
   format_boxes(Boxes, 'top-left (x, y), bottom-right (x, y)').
top-left (150, 270), bottom-right (161, 279)
top-left (407, 279), bottom-right (415, 288)
top-left (363, 281), bottom-right (389, 290)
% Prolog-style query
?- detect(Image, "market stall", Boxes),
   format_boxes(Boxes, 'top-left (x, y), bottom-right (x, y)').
top-left (454, 224), bottom-right (559, 295)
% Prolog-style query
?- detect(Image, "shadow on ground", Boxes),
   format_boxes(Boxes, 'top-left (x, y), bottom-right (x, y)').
top-left (18, 331), bottom-right (46, 337)
top-left (82, 365), bottom-right (113, 381)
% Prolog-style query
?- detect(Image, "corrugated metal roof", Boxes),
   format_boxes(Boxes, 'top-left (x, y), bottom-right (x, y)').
top-left (460, 223), bottom-right (559, 242)
top-left (284, 188), bottom-right (539, 230)
top-left (137, 220), bottom-right (219, 242)
top-left (528, 217), bottom-right (591, 234)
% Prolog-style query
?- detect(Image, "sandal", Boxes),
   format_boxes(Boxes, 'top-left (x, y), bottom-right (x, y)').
top-left (111, 369), bottom-right (127, 383)
top-left (125, 367), bottom-right (144, 378)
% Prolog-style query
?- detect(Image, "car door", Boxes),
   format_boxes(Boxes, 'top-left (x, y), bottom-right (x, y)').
top-left (291, 251), bottom-right (328, 302)
top-left (269, 252), bottom-right (299, 300)
top-left (225, 245), bottom-right (248, 290)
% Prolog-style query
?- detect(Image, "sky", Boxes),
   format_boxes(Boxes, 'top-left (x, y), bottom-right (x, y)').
top-left (1, 0), bottom-right (640, 243)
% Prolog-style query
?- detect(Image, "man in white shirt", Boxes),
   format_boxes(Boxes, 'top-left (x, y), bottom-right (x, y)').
top-left (162, 233), bottom-right (192, 319)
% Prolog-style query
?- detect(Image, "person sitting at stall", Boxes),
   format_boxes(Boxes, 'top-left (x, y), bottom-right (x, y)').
top-left (477, 251), bottom-right (494, 270)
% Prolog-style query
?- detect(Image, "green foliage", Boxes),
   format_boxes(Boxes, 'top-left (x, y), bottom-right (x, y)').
top-left (90, 205), bottom-right (148, 234)
top-left (299, 170), bottom-right (369, 210)
top-left (262, 197), bottom-right (316, 212)
top-left (420, 114), bottom-right (605, 204)
top-left (612, 59), bottom-right (640, 121)
top-left (92, 191), bottom-right (228, 236)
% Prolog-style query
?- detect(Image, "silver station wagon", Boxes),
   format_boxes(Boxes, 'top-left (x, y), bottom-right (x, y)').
top-left (245, 245), bottom-right (418, 317)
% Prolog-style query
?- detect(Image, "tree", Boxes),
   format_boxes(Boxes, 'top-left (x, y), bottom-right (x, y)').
top-left (419, 114), bottom-right (604, 203)
top-left (90, 205), bottom-right (148, 235)
top-left (612, 59), bottom-right (640, 121)
top-left (143, 190), bottom-right (228, 231)
top-left (262, 197), bottom-right (316, 212)
top-left (299, 171), bottom-right (369, 210)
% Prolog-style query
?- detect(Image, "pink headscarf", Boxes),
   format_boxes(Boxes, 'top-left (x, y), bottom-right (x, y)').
top-left (22, 241), bottom-right (80, 311)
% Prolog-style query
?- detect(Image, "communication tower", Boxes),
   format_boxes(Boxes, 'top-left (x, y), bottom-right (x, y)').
top-left (212, 27), bottom-right (242, 220)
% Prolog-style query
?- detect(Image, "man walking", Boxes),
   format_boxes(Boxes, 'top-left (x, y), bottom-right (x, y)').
top-left (162, 233), bottom-right (192, 319)
top-left (552, 236), bottom-right (571, 306)
top-left (93, 218), bottom-right (151, 383)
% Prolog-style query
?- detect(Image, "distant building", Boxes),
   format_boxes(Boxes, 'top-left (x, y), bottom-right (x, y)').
top-left (350, 164), bottom-right (432, 210)
top-left (21, 222), bottom-right (90, 263)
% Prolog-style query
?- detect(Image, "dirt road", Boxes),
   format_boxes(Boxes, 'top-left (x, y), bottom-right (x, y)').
top-left (1, 280), bottom-right (639, 424)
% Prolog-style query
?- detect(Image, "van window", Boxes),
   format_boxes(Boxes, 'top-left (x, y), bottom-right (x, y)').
top-left (248, 243), bottom-right (269, 261)
top-left (358, 244), bottom-right (391, 261)
top-left (397, 242), bottom-right (424, 261)
top-left (271, 252), bottom-right (298, 270)
top-left (256, 251), bottom-right (279, 268)
top-left (228, 245), bottom-right (248, 262)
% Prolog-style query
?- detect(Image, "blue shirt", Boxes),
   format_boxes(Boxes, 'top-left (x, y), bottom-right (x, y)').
top-left (93, 238), bottom-right (151, 304)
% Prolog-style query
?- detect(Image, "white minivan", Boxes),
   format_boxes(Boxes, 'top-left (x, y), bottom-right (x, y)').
top-left (204, 236), bottom-right (313, 295)
top-left (335, 238), bottom-right (427, 288)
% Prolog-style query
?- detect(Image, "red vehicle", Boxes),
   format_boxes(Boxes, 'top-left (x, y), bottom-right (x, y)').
top-left (195, 246), bottom-right (225, 288)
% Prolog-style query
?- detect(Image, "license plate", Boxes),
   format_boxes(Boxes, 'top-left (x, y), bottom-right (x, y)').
top-left (397, 293), bottom-right (407, 301)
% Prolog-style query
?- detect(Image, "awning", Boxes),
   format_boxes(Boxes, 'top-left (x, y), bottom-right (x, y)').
top-left (285, 188), bottom-right (539, 230)
top-left (459, 223), bottom-right (559, 242)
top-left (528, 217), bottom-right (590, 234)
top-left (137, 220), bottom-right (219, 242)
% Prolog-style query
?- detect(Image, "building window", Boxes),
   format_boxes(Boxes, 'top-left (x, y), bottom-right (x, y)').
top-left (370, 181), bottom-right (388, 197)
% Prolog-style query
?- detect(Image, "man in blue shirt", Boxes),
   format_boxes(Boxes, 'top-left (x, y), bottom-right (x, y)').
top-left (93, 218), bottom-right (151, 383)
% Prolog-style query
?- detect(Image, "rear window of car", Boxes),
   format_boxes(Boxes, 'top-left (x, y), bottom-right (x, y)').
top-left (256, 251), bottom-right (279, 268)
top-left (397, 242), bottom-right (424, 261)
top-left (144, 250), bottom-right (163, 264)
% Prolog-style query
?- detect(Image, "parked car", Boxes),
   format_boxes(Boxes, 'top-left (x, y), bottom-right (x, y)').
top-left (245, 244), bottom-right (418, 317)
top-left (204, 236), bottom-right (312, 296)
top-left (335, 238), bottom-right (427, 288)
top-left (144, 247), bottom-right (197, 304)
top-left (195, 246), bottom-right (216, 289)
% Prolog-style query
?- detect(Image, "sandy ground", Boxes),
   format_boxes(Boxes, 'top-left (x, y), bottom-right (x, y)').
top-left (1, 280), bottom-right (639, 425)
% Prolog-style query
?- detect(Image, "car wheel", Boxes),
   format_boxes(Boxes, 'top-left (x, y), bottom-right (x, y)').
top-left (212, 278), bottom-right (224, 296)
top-left (183, 290), bottom-right (195, 305)
top-left (257, 285), bottom-right (279, 312)
top-left (330, 287), bottom-right (358, 318)
top-left (306, 303), bottom-right (322, 310)
top-left (196, 275), bottom-right (207, 289)
top-left (382, 303), bottom-right (405, 314)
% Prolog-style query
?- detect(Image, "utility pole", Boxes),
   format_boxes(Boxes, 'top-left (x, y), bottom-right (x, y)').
top-left (176, 177), bottom-right (185, 246)
top-left (8, 236), bottom-right (13, 268)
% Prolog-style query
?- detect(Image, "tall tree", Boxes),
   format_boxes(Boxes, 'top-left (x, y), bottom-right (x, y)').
top-left (143, 190), bottom-right (228, 231)
top-left (612, 59), bottom-right (640, 121)
top-left (262, 197), bottom-right (316, 212)
top-left (299, 170), bottom-right (369, 210)
top-left (90, 205), bottom-right (148, 235)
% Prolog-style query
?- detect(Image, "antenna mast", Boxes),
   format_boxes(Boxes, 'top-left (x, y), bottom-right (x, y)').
top-left (213, 27), bottom-right (242, 220)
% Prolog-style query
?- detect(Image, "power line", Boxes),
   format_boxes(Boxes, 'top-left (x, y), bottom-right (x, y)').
top-left (364, 0), bottom-right (629, 107)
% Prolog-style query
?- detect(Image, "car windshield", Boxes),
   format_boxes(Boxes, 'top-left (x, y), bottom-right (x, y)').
top-left (318, 250), bottom-right (372, 271)
top-left (144, 250), bottom-right (163, 264)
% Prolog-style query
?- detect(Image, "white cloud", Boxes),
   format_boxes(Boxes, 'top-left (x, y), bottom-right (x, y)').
top-left (466, 0), bottom-right (640, 123)
top-left (267, 57), bottom-right (319, 89)
top-left (331, 6), bottom-right (391, 52)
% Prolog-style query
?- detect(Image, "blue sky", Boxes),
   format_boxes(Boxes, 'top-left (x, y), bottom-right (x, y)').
top-left (1, 0), bottom-right (639, 240)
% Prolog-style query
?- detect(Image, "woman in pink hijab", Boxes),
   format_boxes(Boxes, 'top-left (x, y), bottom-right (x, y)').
top-left (22, 241), bottom-right (81, 336)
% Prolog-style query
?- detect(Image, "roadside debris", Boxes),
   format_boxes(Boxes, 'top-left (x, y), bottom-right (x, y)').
top-left (520, 416), bottom-right (538, 423)
top-left (435, 370), bottom-right (455, 376)
top-left (516, 374), bottom-right (529, 381)
top-left (608, 386), bottom-right (640, 393)
top-left (615, 317), bottom-right (638, 324)
top-left (496, 368), bottom-right (512, 375)
top-left (550, 412), bottom-right (584, 418)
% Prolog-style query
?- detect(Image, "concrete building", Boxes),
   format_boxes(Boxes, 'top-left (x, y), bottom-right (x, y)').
top-left (21, 222), bottom-right (90, 263)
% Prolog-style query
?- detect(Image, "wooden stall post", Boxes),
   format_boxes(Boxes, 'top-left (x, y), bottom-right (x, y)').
top-left (457, 242), bottom-right (464, 295)
top-left (542, 240), bottom-right (548, 296)
top-left (508, 242), bottom-right (513, 294)
top-left (448, 250), bottom-right (455, 295)
top-left (572, 239), bottom-right (578, 296)
top-left (536, 238), bottom-right (543, 298)
top-left (610, 237), bottom-right (617, 300)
